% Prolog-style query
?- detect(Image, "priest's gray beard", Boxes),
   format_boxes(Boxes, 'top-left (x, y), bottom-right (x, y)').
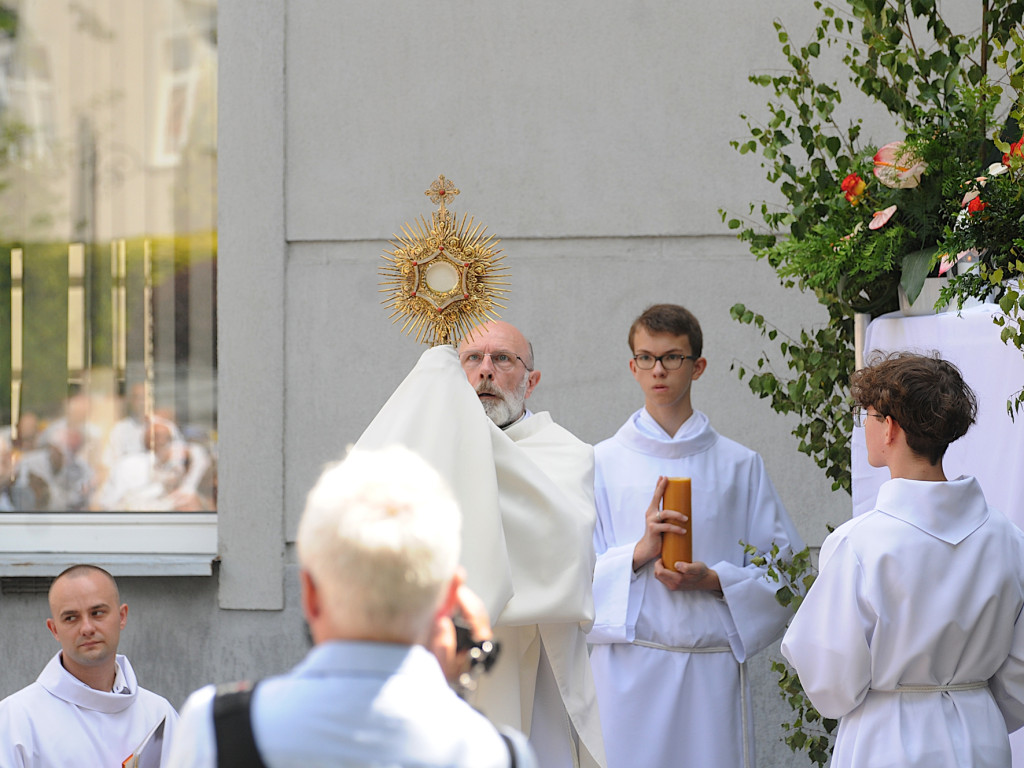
top-left (476, 372), bottom-right (529, 428)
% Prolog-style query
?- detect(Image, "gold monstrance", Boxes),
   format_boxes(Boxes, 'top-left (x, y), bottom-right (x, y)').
top-left (380, 175), bottom-right (508, 346)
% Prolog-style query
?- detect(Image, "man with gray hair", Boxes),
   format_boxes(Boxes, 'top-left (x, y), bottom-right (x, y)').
top-left (166, 445), bottom-right (534, 767)
top-left (455, 321), bottom-right (604, 768)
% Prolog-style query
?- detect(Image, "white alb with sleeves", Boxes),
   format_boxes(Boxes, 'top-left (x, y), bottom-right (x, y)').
top-left (590, 408), bottom-right (803, 768)
top-left (782, 476), bottom-right (1024, 768)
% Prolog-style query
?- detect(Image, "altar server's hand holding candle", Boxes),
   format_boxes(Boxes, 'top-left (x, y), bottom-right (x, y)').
top-left (633, 476), bottom-right (689, 571)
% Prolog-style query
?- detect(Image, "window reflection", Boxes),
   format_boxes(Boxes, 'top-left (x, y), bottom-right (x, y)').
top-left (0, 1), bottom-right (217, 513)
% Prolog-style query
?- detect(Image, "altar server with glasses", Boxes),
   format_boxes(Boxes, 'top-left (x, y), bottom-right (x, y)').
top-left (588, 303), bottom-right (803, 768)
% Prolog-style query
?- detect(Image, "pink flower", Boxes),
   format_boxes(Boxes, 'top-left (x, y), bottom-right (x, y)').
top-left (873, 142), bottom-right (928, 188)
top-left (868, 205), bottom-right (897, 230)
top-left (938, 249), bottom-right (978, 276)
top-left (841, 173), bottom-right (867, 205)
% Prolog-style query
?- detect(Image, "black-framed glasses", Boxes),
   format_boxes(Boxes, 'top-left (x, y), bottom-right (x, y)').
top-left (633, 353), bottom-right (698, 371)
top-left (852, 405), bottom-right (886, 428)
top-left (459, 350), bottom-right (532, 372)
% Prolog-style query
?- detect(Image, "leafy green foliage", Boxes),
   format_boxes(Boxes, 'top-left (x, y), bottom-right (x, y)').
top-left (728, 2), bottom-right (1024, 764)
top-left (771, 658), bottom-right (839, 766)
top-left (730, 303), bottom-right (855, 493)
top-left (745, 540), bottom-right (818, 612)
top-left (745, 540), bottom-right (837, 766)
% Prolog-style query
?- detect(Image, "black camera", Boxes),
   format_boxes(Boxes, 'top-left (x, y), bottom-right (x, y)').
top-left (453, 616), bottom-right (501, 674)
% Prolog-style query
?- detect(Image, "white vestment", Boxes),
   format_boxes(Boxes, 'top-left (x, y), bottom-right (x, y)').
top-left (589, 408), bottom-right (803, 768)
top-left (781, 476), bottom-right (1024, 768)
top-left (0, 652), bottom-right (179, 768)
top-left (355, 345), bottom-right (606, 768)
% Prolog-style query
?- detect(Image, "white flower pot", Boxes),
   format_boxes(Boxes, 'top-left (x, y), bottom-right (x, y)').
top-left (898, 277), bottom-right (948, 316)
top-left (898, 277), bottom-right (986, 316)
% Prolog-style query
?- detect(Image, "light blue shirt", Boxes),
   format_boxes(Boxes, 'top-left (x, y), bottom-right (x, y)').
top-left (165, 640), bottom-right (532, 768)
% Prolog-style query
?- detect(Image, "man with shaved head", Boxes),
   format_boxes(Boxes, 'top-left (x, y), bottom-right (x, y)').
top-left (457, 321), bottom-right (541, 428)
top-left (0, 564), bottom-right (178, 766)
top-left (356, 320), bottom-right (605, 768)
top-left (454, 321), bottom-right (604, 768)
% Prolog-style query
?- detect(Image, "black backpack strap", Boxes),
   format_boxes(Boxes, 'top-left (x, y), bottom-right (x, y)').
top-left (212, 680), bottom-right (269, 768)
top-left (500, 732), bottom-right (517, 768)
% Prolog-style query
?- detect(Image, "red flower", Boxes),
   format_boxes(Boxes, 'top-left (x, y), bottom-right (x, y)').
top-left (967, 196), bottom-right (988, 215)
top-left (841, 173), bottom-right (867, 205)
top-left (1003, 137), bottom-right (1024, 165)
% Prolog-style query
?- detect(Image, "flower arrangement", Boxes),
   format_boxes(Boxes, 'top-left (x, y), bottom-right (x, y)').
top-left (938, 96), bottom-right (1024, 413)
top-left (732, 94), bottom-right (1007, 316)
top-left (721, 0), bottom-right (1024, 502)
top-left (940, 133), bottom-right (1023, 283)
top-left (829, 134), bottom-right (957, 309)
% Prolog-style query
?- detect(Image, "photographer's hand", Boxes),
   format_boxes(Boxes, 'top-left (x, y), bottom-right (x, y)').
top-left (427, 569), bottom-right (494, 685)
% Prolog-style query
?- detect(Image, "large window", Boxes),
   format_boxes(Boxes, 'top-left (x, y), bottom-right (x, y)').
top-left (0, 1), bottom-right (217, 571)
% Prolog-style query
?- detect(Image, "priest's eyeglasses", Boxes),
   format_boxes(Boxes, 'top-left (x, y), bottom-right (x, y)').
top-left (852, 405), bottom-right (887, 428)
top-left (633, 353), bottom-right (698, 370)
top-left (460, 350), bottom-right (533, 372)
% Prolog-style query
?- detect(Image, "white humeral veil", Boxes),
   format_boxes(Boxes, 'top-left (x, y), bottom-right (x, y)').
top-left (355, 345), bottom-right (606, 768)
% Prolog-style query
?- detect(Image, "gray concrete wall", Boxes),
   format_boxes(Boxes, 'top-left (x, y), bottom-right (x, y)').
top-left (1, 1), bottom-right (865, 765)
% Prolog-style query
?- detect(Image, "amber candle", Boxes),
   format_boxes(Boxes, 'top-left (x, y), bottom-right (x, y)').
top-left (661, 477), bottom-right (692, 571)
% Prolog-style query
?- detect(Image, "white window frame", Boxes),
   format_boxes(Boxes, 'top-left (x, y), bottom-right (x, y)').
top-left (0, 513), bottom-right (217, 576)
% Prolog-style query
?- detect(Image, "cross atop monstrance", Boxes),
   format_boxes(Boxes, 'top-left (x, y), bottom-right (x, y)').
top-left (381, 175), bottom-right (508, 346)
top-left (424, 174), bottom-right (459, 207)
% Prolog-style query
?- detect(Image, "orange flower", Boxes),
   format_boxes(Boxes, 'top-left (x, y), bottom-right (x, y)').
top-left (841, 173), bottom-right (867, 205)
top-left (966, 196), bottom-right (988, 216)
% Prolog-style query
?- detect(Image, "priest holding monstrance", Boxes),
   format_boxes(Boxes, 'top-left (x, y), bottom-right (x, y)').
top-left (355, 176), bottom-right (606, 768)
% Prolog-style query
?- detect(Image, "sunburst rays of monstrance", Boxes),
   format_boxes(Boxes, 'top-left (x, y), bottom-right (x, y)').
top-left (380, 175), bottom-right (509, 346)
